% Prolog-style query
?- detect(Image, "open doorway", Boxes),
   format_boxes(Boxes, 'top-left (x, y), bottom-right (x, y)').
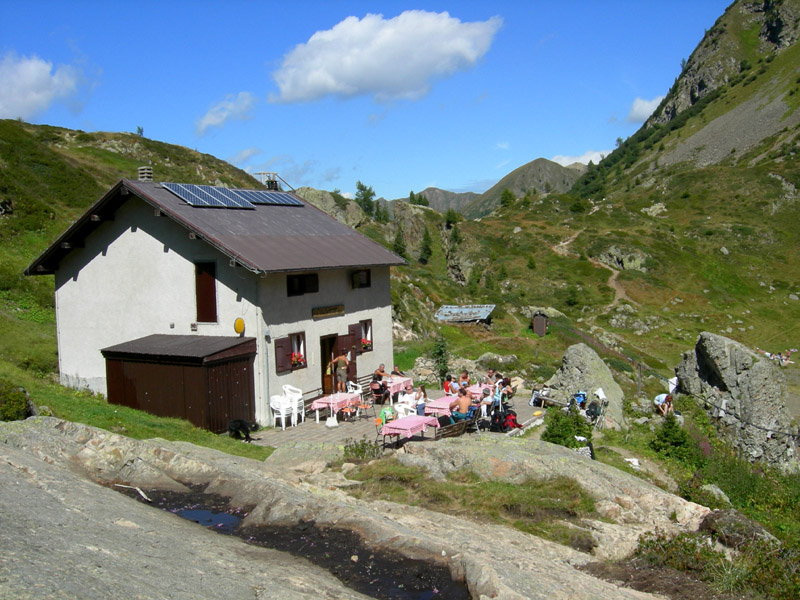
top-left (320, 335), bottom-right (337, 395)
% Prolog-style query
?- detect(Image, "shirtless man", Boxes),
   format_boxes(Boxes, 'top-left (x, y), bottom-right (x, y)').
top-left (374, 363), bottom-right (389, 378)
top-left (449, 388), bottom-right (472, 420)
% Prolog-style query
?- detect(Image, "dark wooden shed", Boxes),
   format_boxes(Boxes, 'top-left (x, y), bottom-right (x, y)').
top-left (533, 312), bottom-right (548, 338)
top-left (101, 334), bottom-right (256, 433)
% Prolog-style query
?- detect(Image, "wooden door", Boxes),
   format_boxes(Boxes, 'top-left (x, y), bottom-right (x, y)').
top-left (320, 335), bottom-right (337, 395)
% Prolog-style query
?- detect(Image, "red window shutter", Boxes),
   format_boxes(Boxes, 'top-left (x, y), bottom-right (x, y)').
top-left (275, 337), bottom-right (292, 373)
top-left (195, 262), bottom-right (217, 322)
top-left (348, 323), bottom-right (361, 355)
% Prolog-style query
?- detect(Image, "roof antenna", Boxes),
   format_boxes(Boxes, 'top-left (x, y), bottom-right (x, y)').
top-left (255, 172), bottom-right (280, 190)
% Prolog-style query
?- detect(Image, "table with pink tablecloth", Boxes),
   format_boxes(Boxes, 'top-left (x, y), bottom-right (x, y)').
top-left (310, 392), bottom-right (360, 423)
top-left (424, 396), bottom-right (454, 416)
top-left (466, 384), bottom-right (492, 400)
top-left (380, 415), bottom-right (439, 440)
top-left (383, 376), bottom-right (413, 396)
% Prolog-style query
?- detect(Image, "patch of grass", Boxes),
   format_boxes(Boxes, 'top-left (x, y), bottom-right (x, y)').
top-left (635, 530), bottom-right (800, 600)
top-left (347, 458), bottom-right (597, 552)
top-left (1, 366), bottom-right (272, 461)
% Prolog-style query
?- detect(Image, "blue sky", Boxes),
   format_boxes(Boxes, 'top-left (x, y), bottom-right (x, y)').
top-left (1, 1), bottom-right (731, 199)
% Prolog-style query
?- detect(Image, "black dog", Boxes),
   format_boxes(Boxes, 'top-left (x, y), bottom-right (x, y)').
top-left (227, 419), bottom-right (259, 442)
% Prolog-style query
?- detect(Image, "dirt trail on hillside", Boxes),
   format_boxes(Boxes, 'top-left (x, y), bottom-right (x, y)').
top-left (548, 229), bottom-right (634, 314)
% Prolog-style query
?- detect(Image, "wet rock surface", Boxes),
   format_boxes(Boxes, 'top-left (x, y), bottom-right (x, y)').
top-left (1, 418), bottom-right (676, 599)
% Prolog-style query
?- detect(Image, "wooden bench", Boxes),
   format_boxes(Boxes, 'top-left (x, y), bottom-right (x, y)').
top-left (435, 419), bottom-right (467, 439)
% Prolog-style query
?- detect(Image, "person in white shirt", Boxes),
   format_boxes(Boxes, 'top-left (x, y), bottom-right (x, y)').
top-left (414, 384), bottom-right (428, 415)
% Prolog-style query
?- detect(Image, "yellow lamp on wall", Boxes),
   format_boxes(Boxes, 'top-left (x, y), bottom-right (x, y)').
top-left (233, 317), bottom-right (245, 335)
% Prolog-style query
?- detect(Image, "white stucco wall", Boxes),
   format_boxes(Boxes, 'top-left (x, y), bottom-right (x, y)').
top-left (258, 267), bottom-right (394, 405)
top-left (53, 195), bottom-right (395, 426)
top-left (54, 197), bottom-right (259, 395)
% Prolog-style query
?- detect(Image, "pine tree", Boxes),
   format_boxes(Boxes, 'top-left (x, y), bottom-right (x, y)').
top-left (393, 227), bottom-right (408, 259)
top-left (418, 227), bottom-right (432, 264)
top-left (374, 203), bottom-right (389, 223)
top-left (355, 180), bottom-right (375, 215)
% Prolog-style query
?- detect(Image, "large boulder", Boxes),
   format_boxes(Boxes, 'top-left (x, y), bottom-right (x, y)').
top-left (676, 332), bottom-right (799, 473)
top-left (545, 344), bottom-right (627, 430)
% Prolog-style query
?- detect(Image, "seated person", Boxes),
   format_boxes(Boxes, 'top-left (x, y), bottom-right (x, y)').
top-left (654, 393), bottom-right (674, 416)
top-left (449, 388), bottom-right (472, 420)
top-left (443, 374), bottom-right (460, 395)
top-left (457, 369), bottom-right (470, 388)
top-left (477, 387), bottom-right (493, 417)
top-left (414, 384), bottom-right (429, 416)
top-left (394, 384), bottom-right (417, 417)
top-left (391, 365), bottom-right (406, 377)
top-left (374, 363), bottom-right (389, 378)
top-left (499, 377), bottom-right (514, 400)
top-left (483, 368), bottom-right (496, 384)
top-left (369, 374), bottom-right (391, 404)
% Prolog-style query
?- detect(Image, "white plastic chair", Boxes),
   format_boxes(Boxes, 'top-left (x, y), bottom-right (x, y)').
top-left (270, 394), bottom-right (293, 430)
top-left (282, 384), bottom-right (304, 425)
top-left (394, 402), bottom-right (415, 418)
top-left (346, 381), bottom-right (363, 395)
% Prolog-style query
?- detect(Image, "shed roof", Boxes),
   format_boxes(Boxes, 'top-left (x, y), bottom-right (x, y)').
top-left (25, 179), bottom-right (406, 276)
top-left (101, 334), bottom-right (256, 363)
top-left (434, 304), bottom-right (495, 322)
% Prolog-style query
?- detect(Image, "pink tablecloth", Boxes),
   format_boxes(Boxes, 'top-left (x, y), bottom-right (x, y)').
top-left (381, 415), bottom-right (439, 440)
top-left (466, 384), bottom-right (492, 400)
top-left (383, 376), bottom-right (413, 395)
top-left (310, 392), bottom-right (360, 422)
top-left (424, 396), bottom-right (454, 416)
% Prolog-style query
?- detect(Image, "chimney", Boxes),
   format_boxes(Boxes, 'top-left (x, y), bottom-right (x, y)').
top-left (138, 166), bottom-right (153, 182)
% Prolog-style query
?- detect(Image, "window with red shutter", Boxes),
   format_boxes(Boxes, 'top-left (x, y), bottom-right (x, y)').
top-left (195, 262), bottom-right (217, 323)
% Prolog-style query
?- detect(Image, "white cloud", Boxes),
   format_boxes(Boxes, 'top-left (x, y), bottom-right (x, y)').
top-left (0, 52), bottom-right (79, 119)
top-left (196, 92), bottom-right (257, 135)
top-left (271, 10), bottom-right (502, 103)
top-left (229, 147), bottom-right (261, 165)
top-left (626, 95), bottom-right (664, 123)
top-left (550, 150), bottom-right (612, 166)
top-left (496, 141), bottom-right (509, 150)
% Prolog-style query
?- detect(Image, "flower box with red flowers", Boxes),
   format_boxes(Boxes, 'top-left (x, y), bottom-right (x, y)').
top-left (291, 352), bottom-right (306, 368)
top-left (361, 338), bottom-right (372, 351)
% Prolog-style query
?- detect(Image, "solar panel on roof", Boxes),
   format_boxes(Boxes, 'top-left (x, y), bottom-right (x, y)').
top-left (242, 190), bottom-right (303, 206)
top-left (161, 183), bottom-right (303, 208)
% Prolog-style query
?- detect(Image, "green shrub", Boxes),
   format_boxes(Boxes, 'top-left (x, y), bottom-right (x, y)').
top-left (0, 378), bottom-right (30, 421)
top-left (650, 413), bottom-right (697, 464)
top-left (342, 437), bottom-right (383, 462)
top-left (542, 405), bottom-right (592, 448)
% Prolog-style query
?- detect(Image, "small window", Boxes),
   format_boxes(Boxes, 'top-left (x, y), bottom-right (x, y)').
top-left (351, 269), bottom-right (371, 289)
top-left (360, 319), bottom-right (372, 352)
top-left (287, 273), bottom-right (319, 297)
top-left (195, 262), bottom-right (217, 322)
top-left (290, 332), bottom-right (306, 369)
top-left (275, 332), bottom-right (306, 373)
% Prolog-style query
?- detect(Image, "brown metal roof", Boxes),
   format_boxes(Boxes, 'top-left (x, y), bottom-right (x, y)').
top-left (25, 179), bottom-right (406, 275)
top-left (101, 334), bottom-right (256, 363)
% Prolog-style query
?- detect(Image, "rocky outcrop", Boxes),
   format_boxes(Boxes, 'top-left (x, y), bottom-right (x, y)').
top-left (295, 187), bottom-right (366, 228)
top-left (598, 246), bottom-right (648, 273)
top-left (545, 344), bottom-right (627, 430)
top-left (0, 418), bottom-right (665, 600)
top-left (699, 509), bottom-right (777, 549)
top-left (676, 332), bottom-right (799, 472)
top-left (398, 436), bottom-right (710, 560)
